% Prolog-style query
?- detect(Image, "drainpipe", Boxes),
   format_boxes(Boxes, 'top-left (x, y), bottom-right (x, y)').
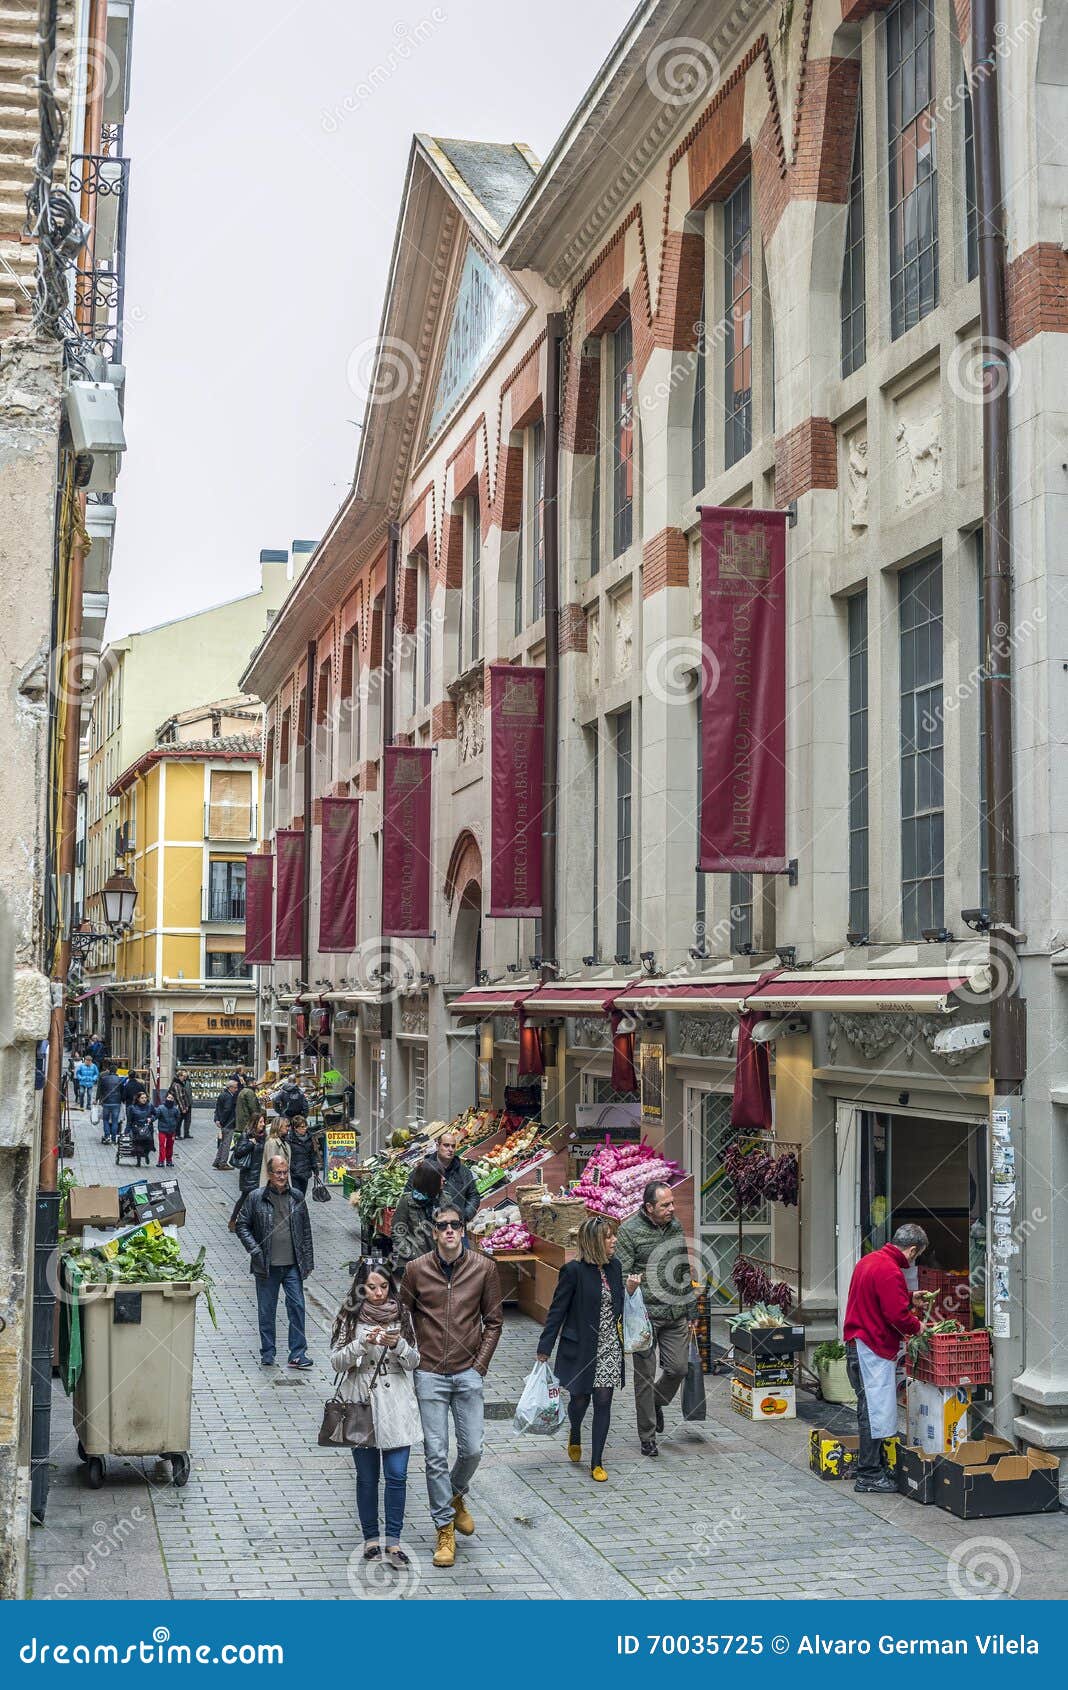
top-left (541, 314), bottom-right (565, 990)
top-left (300, 640), bottom-right (315, 993)
top-left (380, 521), bottom-right (400, 1072)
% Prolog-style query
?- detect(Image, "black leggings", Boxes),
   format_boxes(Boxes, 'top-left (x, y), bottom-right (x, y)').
top-left (568, 1386), bottom-right (614, 1469)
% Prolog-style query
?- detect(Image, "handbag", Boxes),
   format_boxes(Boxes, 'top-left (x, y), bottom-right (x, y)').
top-left (311, 1173), bottom-right (332, 1204)
top-left (682, 1338), bottom-right (707, 1421)
top-left (317, 1347), bottom-right (387, 1448)
top-left (89, 1103), bottom-right (102, 1127)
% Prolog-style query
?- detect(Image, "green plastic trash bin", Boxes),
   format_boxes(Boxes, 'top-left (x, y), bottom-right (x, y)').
top-left (72, 1278), bottom-right (203, 1488)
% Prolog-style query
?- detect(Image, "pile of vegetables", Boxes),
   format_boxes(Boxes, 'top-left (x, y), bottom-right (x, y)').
top-left (906, 1316), bottom-right (964, 1366)
top-left (731, 1254), bottom-right (794, 1314)
top-left (69, 1233), bottom-right (217, 1327)
top-left (572, 1138), bottom-right (683, 1222)
top-left (356, 1162), bottom-right (409, 1229)
top-left (727, 1302), bottom-right (791, 1331)
top-left (479, 1123), bottom-right (540, 1170)
top-left (723, 1138), bottom-right (799, 1209)
top-left (480, 1222), bottom-right (535, 1254)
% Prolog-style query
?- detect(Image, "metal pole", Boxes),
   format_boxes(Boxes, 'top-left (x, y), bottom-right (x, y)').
top-left (380, 522), bottom-right (399, 1069)
top-left (301, 640), bottom-right (315, 996)
top-left (540, 314), bottom-right (565, 987)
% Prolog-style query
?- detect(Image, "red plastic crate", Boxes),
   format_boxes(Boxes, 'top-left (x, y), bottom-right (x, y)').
top-left (906, 1328), bottom-right (991, 1386)
top-left (917, 1267), bottom-right (973, 1328)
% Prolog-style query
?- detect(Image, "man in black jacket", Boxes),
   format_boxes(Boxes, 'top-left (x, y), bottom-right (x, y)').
top-left (96, 1064), bottom-right (124, 1145)
top-left (171, 1070), bottom-right (194, 1138)
top-left (234, 1156), bottom-right (314, 1369)
top-left (272, 1078), bottom-right (308, 1120)
top-left (408, 1128), bottom-right (479, 1223)
top-left (212, 1077), bottom-right (239, 1169)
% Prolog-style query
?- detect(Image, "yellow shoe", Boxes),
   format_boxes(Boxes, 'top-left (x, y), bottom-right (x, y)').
top-left (432, 1523), bottom-right (456, 1567)
top-left (452, 1493), bottom-right (475, 1536)
top-left (567, 1442), bottom-right (582, 1463)
top-left (590, 1465), bottom-right (608, 1482)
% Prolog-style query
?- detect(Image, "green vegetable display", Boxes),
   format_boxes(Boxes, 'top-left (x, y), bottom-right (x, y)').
top-left (357, 1162), bottom-right (409, 1229)
top-left (69, 1234), bottom-right (218, 1328)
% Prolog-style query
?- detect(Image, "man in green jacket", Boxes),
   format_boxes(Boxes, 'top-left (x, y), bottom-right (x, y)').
top-left (615, 1180), bottom-right (698, 1456)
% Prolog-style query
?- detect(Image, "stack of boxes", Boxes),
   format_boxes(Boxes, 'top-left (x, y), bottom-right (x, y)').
top-left (729, 1322), bottom-right (805, 1420)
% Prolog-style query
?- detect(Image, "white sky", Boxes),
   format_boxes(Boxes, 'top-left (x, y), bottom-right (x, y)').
top-left (107, 0), bottom-right (630, 638)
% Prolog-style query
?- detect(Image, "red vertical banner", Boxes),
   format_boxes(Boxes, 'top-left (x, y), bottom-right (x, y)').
top-left (243, 853), bottom-right (274, 964)
top-left (699, 505), bottom-right (788, 872)
top-left (382, 746), bottom-right (433, 937)
top-left (488, 663), bottom-right (544, 917)
top-left (274, 829), bottom-right (305, 960)
top-left (319, 797), bottom-right (359, 952)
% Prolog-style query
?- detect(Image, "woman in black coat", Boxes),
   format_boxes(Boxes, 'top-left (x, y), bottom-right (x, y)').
top-left (536, 1213), bottom-right (624, 1482)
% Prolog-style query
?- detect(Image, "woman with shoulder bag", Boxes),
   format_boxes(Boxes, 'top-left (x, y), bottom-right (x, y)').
top-left (328, 1260), bottom-right (421, 1568)
top-left (536, 1213), bottom-right (624, 1482)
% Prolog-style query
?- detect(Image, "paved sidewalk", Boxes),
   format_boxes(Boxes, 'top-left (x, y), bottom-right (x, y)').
top-left (28, 1107), bottom-right (1067, 1601)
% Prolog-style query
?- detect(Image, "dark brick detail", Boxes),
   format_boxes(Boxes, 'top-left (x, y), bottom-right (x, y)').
top-left (559, 604), bottom-right (587, 654)
top-left (431, 702), bottom-right (456, 742)
top-left (774, 418), bottom-right (837, 505)
top-left (642, 528), bottom-right (691, 598)
top-left (1006, 243), bottom-right (1068, 348)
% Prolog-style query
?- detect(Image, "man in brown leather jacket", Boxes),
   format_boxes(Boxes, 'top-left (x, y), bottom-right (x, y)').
top-left (399, 1201), bottom-right (502, 1569)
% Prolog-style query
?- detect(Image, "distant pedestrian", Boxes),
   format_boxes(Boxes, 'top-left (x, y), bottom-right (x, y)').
top-left (391, 1160), bottom-right (443, 1268)
top-left (615, 1181), bottom-right (698, 1457)
top-left (235, 1076), bottom-right (260, 1138)
top-left (329, 1260), bottom-right (421, 1569)
top-left (96, 1063), bottom-right (124, 1145)
top-left (229, 1112), bottom-right (269, 1229)
top-left (536, 1213), bottom-right (624, 1482)
top-left (121, 1069), bottom-right (142, 1128)
top-left (234, 1155), bottom-right (314, 1370)
top-left (399, 1202), bottom-right (502, 1568)
top-left (74, 1056), bottom-right (99, 1110)
top-left (213, 1077), bottom-right (239, 1169)
top-left (87, 1035), bottom-right (106, 1067)
top-left (405, 1129), bottom-right (478, 1224)
top-left (126, 1092), bottom-right (156, 1169)
top-left (171, 1070), bottom-right (194, 1138)
top-left (272, 1077), bottom-right (309, 1120)
top-left (155, 1090), bottom-right (182, 1168)
top-left (288, 1115), bottom-right (322, 1197)
top-left (260, 1116), bottom-right (292, 1184)
top-left (843, 1223), bottom-right (927, 1493)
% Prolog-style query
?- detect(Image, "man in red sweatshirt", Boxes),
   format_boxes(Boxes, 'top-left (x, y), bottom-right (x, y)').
top-left (843, 1224), bottom-right (927, 1492)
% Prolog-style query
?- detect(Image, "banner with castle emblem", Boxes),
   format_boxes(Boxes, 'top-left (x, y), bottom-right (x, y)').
top-left (382, 746), bottom-right (433, 936)
top-left (699, 506), bottom-right (788, 872)
top-left (489, 664), bottom-right (544, 917)
top-left (319, 797), bottom-right (359, 952)
top-left (274, 831), bottom-right (305, 961)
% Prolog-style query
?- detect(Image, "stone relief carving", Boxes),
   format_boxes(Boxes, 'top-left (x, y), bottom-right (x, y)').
top-left (678, 1013), bottom-right (734, 1057)
top-left (896, 414), bottom-right (942, 506)
top-left (570, 1016), bottom-right (610, 1048)
top-left (829, 1012), bottom-right (984, 1067)
top-left (587, 608), bottom-right (601, 691)
top-left (846, 437), bottom-right (869, 529)
top-left (401, 1000), bottom-right (429, 1036)
top-left (612, 591), bottom-right (633, 677)
top-left (455, 674), bottom-right (485, 764)
top-left (495, 1016), bottom-right (519, 1043)
top-left (362, 1003), bottom-right (382, 1036)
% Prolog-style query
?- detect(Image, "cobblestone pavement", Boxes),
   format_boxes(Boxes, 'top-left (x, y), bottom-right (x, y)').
top-left (28, 1107), bottom-right (1067, 1601)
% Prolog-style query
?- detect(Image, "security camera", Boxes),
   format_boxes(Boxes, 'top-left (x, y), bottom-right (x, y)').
top-left (932, 1021), bottom-right (991, 1055)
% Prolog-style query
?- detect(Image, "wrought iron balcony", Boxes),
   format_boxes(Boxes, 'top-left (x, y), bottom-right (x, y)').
top-left (69, 131), bottom-right (130, 363)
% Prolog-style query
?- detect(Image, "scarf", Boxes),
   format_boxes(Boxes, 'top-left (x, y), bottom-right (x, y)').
top-left (356, 1294), bottom-right (400, 1330)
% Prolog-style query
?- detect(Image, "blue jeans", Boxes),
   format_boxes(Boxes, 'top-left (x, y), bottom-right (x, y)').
top-left (254, 1265), bottom-right (307, 1363)
top-left (414, 1368), bottom-right (484, 1528)
top-left (352, 1445), bottom-right (410, 1545)
top-left (102, 1104), bottom-right (121, 1142)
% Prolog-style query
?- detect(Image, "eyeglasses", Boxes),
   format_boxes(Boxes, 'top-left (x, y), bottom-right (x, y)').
top-left (433, 1221), bottom-right (462, 1232)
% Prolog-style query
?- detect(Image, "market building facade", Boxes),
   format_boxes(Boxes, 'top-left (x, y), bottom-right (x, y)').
top-left (241, 0), bottom-right (1068, 1466)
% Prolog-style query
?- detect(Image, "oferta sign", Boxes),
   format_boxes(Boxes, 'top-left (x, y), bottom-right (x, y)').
top-left (426, 242), bottom-right (525, 443)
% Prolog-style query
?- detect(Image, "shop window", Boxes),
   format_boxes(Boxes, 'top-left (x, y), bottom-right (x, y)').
top-left (899, 554), bottom-right (944, 938)
top-left (531, 420), bottom-right (546, 621)
top-left (723, 177), bottom-right (752, 468)
top-left (612, 318), bottom-right (633, 557)
top-left (689, 1089), bottom-right (771, 1305)
top-left (848, 591), bottom-right (870, 937)
top-left (841, 95), bottom-right (866, 377)
top-left (207, 768), bottom-right (253, 840)
top-left (691, 286), bottom-right (706, 494)
top-left (887, 0), bottom-right (938, 338)
top-left (730, 873), bottom-right (753, 954)
top-left (207, 858), bottom-right (246, 923)
top-left (206, 943), bottom-right (253, 980)
top-left (615, 708), bottom-right (632, 962)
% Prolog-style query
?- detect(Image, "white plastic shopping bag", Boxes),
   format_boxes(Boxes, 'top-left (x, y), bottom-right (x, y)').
top-left (622, 1286), bottom-right (654, 1354)
top-left (513, 1360), bottom-right (568, 1435)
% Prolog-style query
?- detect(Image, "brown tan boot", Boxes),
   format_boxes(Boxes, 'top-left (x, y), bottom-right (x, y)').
top-left (452, 1492), bottom-right (474, 1536)
top-left (432, 1523), bottom-right (456, 1567)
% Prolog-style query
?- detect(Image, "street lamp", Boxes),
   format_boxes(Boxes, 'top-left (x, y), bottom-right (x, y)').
top-left (97, 871), bottom-right (137, 933)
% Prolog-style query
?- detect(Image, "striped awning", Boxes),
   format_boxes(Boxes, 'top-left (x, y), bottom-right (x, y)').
top-left (447, 986), bottom-right (538, 1020)
top-left (746, 970), bottom-right (988, 1016)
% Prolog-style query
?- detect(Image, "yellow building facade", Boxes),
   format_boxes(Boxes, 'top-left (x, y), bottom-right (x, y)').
top-left (107, 711), bottom-right (263, 1100)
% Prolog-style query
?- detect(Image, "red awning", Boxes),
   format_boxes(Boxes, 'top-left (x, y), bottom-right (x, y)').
top-left (522, 982), bottom-right (633, 1018)
top-left (447, 986), bottom-right (537, 1020)
top-left (747, 971), bottom-right (985, 1015)
top-left (614, 978), bottom-right (759, 1014)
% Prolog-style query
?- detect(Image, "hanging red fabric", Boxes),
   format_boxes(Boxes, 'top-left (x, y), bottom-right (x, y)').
top-left (609, 1011), bottom-right (638, 1095)
top-left (517, 1010), bottom-right (545, 1077)
top-left (731, 972), bottom-right (778, 1130)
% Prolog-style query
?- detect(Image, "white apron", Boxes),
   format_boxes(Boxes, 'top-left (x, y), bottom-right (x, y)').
top-left (855, 1337), bottom-right (898, 1438)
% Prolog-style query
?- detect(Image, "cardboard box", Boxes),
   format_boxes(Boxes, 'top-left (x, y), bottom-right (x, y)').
top-left (119, 1179), bottom-right (186, 1228)
top-left (735, 1361), bottom-right (796, 1390)
top-left (731, 1323), bottom-right (805, 1358)
top-left (66, 1185), bottom-right (121, 1235)
top-left (730, 1378), bottom-right (796, 1420)
top-left (936, 1438), bottom-right (1061, 1519)
top-left (896, 1444), bottom-right (939, 1505)
top-left (906, 1378), bottom-right (971, 1454)
top-left (809, 1428), bottom-right (859, 1480)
